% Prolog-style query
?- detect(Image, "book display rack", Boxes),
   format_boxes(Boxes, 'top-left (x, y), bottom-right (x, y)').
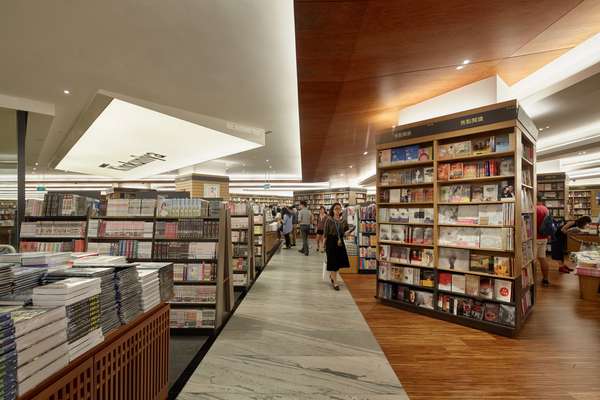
top-left (263, 211), bottom-right (282, 265)
top-left (375, 101), bottom-right (538, 337)
top-left (358, 203), bottom-right (377, 274)
top-left (568, 188), bottom-right (592, 218)
top-left (251, 205), bottom-right (279, 271)
top-left (228, 202), bottom-right (255, 290)
top-left (537, 173), bottom-right (567, 223)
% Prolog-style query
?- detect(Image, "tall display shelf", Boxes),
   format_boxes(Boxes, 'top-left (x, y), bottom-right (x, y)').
top-left (0, 200), bottom-right (16, 244)
top-left (537, 173), bottom-right (568, 222)
top-left (342, 205), bottom-right (359, 273)
top-left (375, 101), bottom-right (537, 337)
top-left (568, 188), bottom-right (592, 218)
top-left (366, 194), bottom-right (377, 203)
top-left (263, 211), bottom-right (282, 265)
top-left (229, 202), bottom-right (255, 291)
top-left (358, 203), bottom-right (377, 274)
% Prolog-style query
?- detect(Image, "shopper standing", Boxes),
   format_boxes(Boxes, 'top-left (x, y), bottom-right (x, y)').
top-left (281, 207), bottom-right (293, 249)
top-left (315, 206), bottom-right (327, 253)
top-left (536, 200), bottom-right (554, 287)
top-left (290, 206), bottom-right (298, 247)
top-left (298, 201), bottom-right (312, 256)
top-left (324, 202), bottom-right (350, 290)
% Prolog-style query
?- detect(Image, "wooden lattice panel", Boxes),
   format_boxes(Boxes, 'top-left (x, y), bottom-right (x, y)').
top-left (18, 304), bottom-right (169, 400)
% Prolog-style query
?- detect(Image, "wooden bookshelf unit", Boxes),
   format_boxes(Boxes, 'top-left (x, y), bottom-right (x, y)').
top-left (568, 188), bottom-right (592, 218)
top-left (537, 172), bottom-right (568, 222)
top-left (375, 101), bottom-right (537, 337)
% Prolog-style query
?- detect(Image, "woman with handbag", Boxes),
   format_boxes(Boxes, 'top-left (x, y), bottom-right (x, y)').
top-left (323, 202), bottom-right (350, 290)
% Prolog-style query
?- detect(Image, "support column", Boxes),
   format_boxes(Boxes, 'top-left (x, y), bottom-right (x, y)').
top-left (175, 173), bottom-right (230, 199)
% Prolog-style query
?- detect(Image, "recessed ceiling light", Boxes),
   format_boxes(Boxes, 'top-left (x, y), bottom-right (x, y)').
top-left (63, 89), bottom-right (70, 95)
top-left (539, 128), bottom-right (544, 131)
top-left (363, 151), bottom-right (368, 155)
top-left (268, 165), bottom-right (272, 169)
top-left (265, 159), bottom-right (269, 163)
top-left (456, 66), bottom-right (464, 70)
top-left (32, 167), bottom-right (36, 171)
top-left (349, 165), bottom-right (353, 169)
top-left (34, 162), bottom-right (39, 166)
top-left (546, 126), bottom-right (550, 129)
top-left (463, 59), bottom-right (470, 65)
top-left (340, 173), bottom-right (344, 177)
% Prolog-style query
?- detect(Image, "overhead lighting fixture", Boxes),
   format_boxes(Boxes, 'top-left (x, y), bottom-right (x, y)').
top-left (349, 165), bottom-right (353, 169)
top-left (266, 159), bottom-right (269, 163)
top-left (363, 151), bottom-right (368, 155)
top-left (546, 126), bottom-right (550, 129)
top-left (456, 66), bottom-right (464, 70)
top-left (463, 59), bottom-right (470, 65)
top-left (63, 89), bottom-right (71, 95)
top-left (578, 151), bottom-right (587, 155)
top-left (539, 128), bottom-right (544, 131)
top-left (34, 162), bottom-right (39, 166)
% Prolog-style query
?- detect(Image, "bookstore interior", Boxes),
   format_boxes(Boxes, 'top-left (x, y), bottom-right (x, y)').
top-left (1, 2), bottom-right (600, 399)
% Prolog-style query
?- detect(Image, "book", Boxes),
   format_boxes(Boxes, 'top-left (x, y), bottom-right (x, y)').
top-left (439, 206), bottom-right (458, 224)
top-left (378, 150), bottom-right (391, 166)
top-left (498, 304), bottom-right (516, 326)
top-left (391, 148), bottom-right (406, 164)
top-left (478, 204), bottom-right (502, 225)
top-left (465, 274), bottom-right (480, 297)
top-left (483, 303), bottom-right (500, 322)
top-left (449, 163), bottom-right (464, 180)
top-left (479, 278), bottom-right (493, 299)
top-left (494, 279), bottom-right (512, 302)
top-left (419, 270), bottom-right (435, 287)
top-left (451, 274), bottom-right (466, 294)
top-left (499, 158), bottom-right (514, 176)
top-left (472, 136), bottom-right (493, 155)
top-left (493, 256), bottom-right (511, 277)
top-left (453, 141), bottom-right (472, 156)
top-left (438, 272), bottom-right (452, 291)
top-left (439, 247), bottom-right (470, 271)
top-left (483, 184), bottom-right (499, 201)
top-left (470, 254), bottom-right (491, 273)
top-left (10, 307), bottom-right (66, 338)
top-left (463, 163), bottom-right (478, 179)
top-left (423, 167), bottom-right (434, 183)
top-left (471, 185), bottom-right (484, 202)
top-left (457, 205), bottom-right (479, 224)
top-left (471, 301), bottom-right (484, 320)
top-left (495, 134), bottom-right (511, 152)
top-left (379, 224), bottom-right (391, 241)
top-left (421, 249), bottom-right (434, 267)
top-left (418, 147), bottom-right (432, 161)
top-left (437, 164), bottom-right (450, 181)
top-left (500, 181), bottom-right (515, 201)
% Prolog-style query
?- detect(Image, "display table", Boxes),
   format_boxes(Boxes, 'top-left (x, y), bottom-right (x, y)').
top-left (567, 233), bottom-right (600, 253)
top-left (264, 230), bottom-right (281, 265)
top-left (18, 303), bottom-right (170, 400)
top-left (576, 268), bottom-right (600, 301)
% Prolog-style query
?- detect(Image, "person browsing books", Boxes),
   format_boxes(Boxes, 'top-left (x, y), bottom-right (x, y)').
top-left (281, 207), bottom-right (293, 249)
top-left (551, 216), bottom-right (592, 273)
top-left (324, 202), bottom-right (350, 290)
top-left (298, 201), bottom-right (312, 256)
top-left (536, 200), bottom-right (553, 287)
top-left (315, 206), bottom-right (327, 253)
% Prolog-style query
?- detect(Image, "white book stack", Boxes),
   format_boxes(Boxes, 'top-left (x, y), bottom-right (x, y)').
top-left (137, 270), bottom-right (160, 311)
top-left (6, 306), bottom-right (69, 397)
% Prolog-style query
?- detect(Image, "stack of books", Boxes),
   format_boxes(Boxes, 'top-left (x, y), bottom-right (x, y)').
top-left (114, 266), bottom-right (143, 324)
top-left (0, 306), bottom-right (17, 399)
top-left (137, 270), bottom-right (160, 311)
top-left (136, 262), bottom-right (174, 302)
top-left (0, 253), bottom-right (71, 270)
top-left (32, 278), bottom-right (103, 361)
top-left (7, 306), bottom-right (68, 397)
top-left (0, 264), bottom-right (13, 297)
top-left (11, 266), bottom-right (47, 294)
top-left (170, 308), bottom-right (215, 328)
top-left (43, 268), bottom-right (120, 335)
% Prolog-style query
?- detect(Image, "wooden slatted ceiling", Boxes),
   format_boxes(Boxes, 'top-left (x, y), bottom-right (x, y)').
top-left (295, 0), bottom-right (600, 182)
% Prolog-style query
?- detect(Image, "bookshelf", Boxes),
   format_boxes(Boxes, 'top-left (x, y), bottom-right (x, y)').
top-left (228, 202), bottom-right (255, 290)
top-left (358, 203), bottom-right (377, 274)
top-left (263, 211), bottom-right (282, 265)
top-left (568, 188), bottom-right (592, 218)
top-left (294, 187), bottom-right (367, 234)
top-left (537, 173), bottom-right (567, 222)
top-left (375, 100), bottom-right (537, 337)
top-left (342, 205), bottom-right (360, 273)
top-left (251, 205), bottom-right (279, 271)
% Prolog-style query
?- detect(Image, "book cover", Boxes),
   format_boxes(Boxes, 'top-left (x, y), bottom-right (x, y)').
top-left (399, 208), bottom-right (410, 223)
top-left (471, 301), bottom-right (484, 320)
top-left (500, 181), bottom-right (515, 201)
top-left (423, 167), bottom-right (434, 183)
top-left (380, 172), bottom-right (391, 186)
top-left (478, 204), bottom-right (503, 225)
top-left (457, 298), bottom-right (473, 317)
top-left (379, 148), bottom-right (391, 165)
top-left (457, 205), bottom-right (479, 224)
top-left (411, 227), bottom-right (424, 244)
top-left (449, 163), bottom-right (464, 180)
top-left (484, 303), bottom-right (500, 322)
top-left (418, 146), bottom-right (432, 161)
top-left (439, 247), bottom-right (470, 271)
top-left (479, 228), bottom-right (505, 250)
top-left (465, 274), bottom-right (480, 296)
top-left (379, 224), bottom-right (391, 241)
top-left (379, 245), bottom-right (390, 261)
top-left (472, 136), bottom-right (493, 155)
top-left (412, 168), bottom-right (423, 184)
top-left (405, 145), bottom-right (420, 161)
top-left (416, 292), bottom-right (434, 309)
top-left (494, 279), bottom-right (512, 302)
top-left (389, 208), bottom-right (401, 222)
top-left (409, 249), bottom-right (422, 265)
top-left (389, 189), bottom-right (401, 203)
top-left (420, 270), bottom-right (435, 287)
top-left (423, 228), bottom-right (433, 245)
top-left (499, 304), bottom-right (516, 326)
top-left (452, 274), bottom-right (466, 294)
top-left (495, 134), bottom-right (511, 152)
top-left (483, 184), bottom-right (499, 201)
top-left (389, 246), bottom-right (402, 263)
top-left (470, 254), bottom-right (491, 273)
top-left (463, 163), bottom-right (478, 179)
top-left (499, 157), bottom-right (514, 176)
top-left (391, 147), bottom-right (405, 164)
top-left (456, 227), bottom-right (480, 247)
top-left (423, 208), bottom-right (434, 224)
top-left (471, 185), bottom-right (484, 202)
top-left (438, 272), bottom-right (452, 291)
top-left (493, 256), bottom-right (511, 277)
top-left (438, 144), bottom-right (451, 159)
top-left (479, 278), bottom-right (494, 299)
top-left (453, 141), bottom-right (472, 156)
top-left (421, 249), bottom-right (434, 267)
top-left (403, 268), bottom-right (414, 285)
top-left (440, 186), bottom-right (451, 202)
top-left (437, 164), bottom-right (450, 181)
top-left (439, 205), bottom-right (458, 224)
top-left (449, 185), bottom-right (471, 203)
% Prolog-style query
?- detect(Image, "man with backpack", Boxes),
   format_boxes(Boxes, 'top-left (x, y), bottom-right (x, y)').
top-left (536, 200), bottom-right (555, 287)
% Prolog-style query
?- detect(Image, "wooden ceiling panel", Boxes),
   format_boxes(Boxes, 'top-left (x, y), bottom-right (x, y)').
top-left (295, 0), bottom-right (599, 182)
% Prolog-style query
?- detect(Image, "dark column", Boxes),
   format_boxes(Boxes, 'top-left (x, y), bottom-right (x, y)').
top-left (14, 110), bottom-right (27, 248)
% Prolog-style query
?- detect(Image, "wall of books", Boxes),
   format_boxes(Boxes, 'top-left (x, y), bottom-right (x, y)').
top-left (358, 203), bottom-right (377, 273)
top-left (568, 188), bottom-right (592, 218)
top-left (537, 173), bottom-right (567, 222)
top-left (375, 101), bottom-right (538, 336)
top-left (230, 194), bottom-right (293, 207)
top-left (229, 202), bottom-right (254, 290)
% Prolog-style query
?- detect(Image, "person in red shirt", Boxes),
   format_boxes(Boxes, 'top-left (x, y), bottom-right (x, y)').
top-left (536, 202), bottom-right (551, 287)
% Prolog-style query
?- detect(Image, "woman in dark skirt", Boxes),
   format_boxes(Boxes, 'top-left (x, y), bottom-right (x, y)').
top-left (324, 202), bottom-right (350, 290)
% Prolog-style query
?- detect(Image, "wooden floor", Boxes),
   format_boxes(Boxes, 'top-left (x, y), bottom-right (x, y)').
top-left (342, 267), bottom-right (600, 400)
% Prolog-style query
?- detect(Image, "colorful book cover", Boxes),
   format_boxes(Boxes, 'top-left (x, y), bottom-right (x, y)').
top-left (470, 254), bottom-right (491, 273)
top-left (439, 247), bottom-right (470, 271)
top-left (418, 146), bottom-right (432, 161)
top-left (494, 279), bottom-right (512, 302)
top-left (421, 249), bottom-right (434, 267)
top-left (391, 147), bottom-right (406, 164)
top-left (479, 278), bottom-right (494, 299)
top-left (483, 184), bottom-right (499, 201)
top-left (495, 134), bottom-right (511, 152)
top-left (438, 164), bottom-right (450, 181)
top-left (438, 272), bottom-right (452, 291)
top-left (449, 163), bottom-right (464, 180)
top-left (405, 145), bottom-right (420, 161)
top-left (463, 163), bottom-right (478, 179)
top-left (493, 256), bottom-right (511, 277)
top-left (472, 136), bottom-right (493, 155)
top-left (465, 274), bottom-right (480, 296)
top-left (423, 167), bottom-right (434, 183)
top-left (452, 274), bottom-right (466, 294)
top-left (484, 303), bottom-right (500, 322)
top-left (499, 304), bottom-right (516, 326)
top-left (471, 185), bottom-right (484, 202)
top-left (378, 149), bottom-right (391, 166)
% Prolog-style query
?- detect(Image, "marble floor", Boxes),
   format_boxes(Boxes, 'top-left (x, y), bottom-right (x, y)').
top-left (178, 246), bottom-right (408, 400)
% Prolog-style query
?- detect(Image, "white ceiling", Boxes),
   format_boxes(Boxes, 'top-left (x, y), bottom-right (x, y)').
top-left (0, 0), bottom-right (301, 180)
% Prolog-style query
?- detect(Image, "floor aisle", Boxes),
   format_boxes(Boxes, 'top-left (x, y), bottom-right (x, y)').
top-left (178, 248), bottom-right (408, 399)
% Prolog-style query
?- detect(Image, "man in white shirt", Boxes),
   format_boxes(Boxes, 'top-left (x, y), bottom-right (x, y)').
top-left (298, 201), bottom-right (312, 256)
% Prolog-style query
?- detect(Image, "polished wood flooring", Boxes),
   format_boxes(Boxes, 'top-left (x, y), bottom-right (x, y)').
top-left (342, 267), bottom-right (600, 400)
